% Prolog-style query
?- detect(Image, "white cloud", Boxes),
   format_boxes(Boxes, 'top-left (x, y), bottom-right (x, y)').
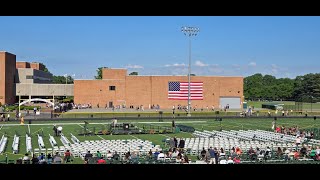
top-left (248, 62), bottom-right (257, 67)
top-left (195, 60), bottom-right (208, 67)
top-left (125, 64), bottom-right (143, 69)
top-left (164, 63), bottom-right (186, 67)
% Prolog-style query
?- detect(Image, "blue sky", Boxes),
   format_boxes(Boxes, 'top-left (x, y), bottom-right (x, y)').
top-left (1, 16), bottom-right (320, 79)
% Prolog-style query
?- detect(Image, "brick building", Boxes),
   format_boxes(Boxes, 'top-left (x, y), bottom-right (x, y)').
top-left (74, 68), bottom-right (244, 109)
top-left (0, 51), bottom-right (73, 105)
top-left (1, 51), bottom-right (243, 109)
top-left (0, 52), bottom-right (16, 105)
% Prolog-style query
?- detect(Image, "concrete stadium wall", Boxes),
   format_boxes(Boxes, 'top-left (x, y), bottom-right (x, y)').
top-left (16, 84), bottom-right (74, 96)
top-left (16, 68), bottom-right (53, 84)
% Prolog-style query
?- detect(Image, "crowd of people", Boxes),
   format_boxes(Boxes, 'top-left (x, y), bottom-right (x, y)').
top-left (274, 125), bottom-right (315, 139)
top-left (15, 151), bottom-right (70, 164)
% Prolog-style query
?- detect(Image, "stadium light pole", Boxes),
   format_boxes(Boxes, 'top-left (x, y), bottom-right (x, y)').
top-left (181, 26), bottom-right (200, 117)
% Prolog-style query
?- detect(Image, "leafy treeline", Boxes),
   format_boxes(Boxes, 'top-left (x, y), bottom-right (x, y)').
top-left (41, 63), bottom-right (74, 84)
top-left (244, 73), bottom-right (320, 102)
top-left (52, 75), bottom-right (74, 84)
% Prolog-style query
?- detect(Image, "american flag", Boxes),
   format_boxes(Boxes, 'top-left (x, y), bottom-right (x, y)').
top-left (168, 82), bottom-right (203, 100)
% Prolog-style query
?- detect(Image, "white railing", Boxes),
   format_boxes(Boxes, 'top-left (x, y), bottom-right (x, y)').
top-left (12, 135), bottom-right (19, 154)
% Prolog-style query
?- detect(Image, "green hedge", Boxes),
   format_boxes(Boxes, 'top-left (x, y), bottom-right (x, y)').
top-left (4, 105), bottom-right (41, 112)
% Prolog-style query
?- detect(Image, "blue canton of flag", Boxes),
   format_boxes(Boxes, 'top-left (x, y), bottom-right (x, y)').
top-left (168, 82), bottom-right (180, 91)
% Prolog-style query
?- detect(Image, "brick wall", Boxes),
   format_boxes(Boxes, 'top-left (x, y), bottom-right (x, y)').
top-left (0, 52), bottom-right (16, 104)
top-left (74, 69), bottom-right (243, 109)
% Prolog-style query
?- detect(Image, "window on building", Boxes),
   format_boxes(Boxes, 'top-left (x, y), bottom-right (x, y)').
top-left (109, 86), bottom-right (116, 91)
top-left (26, 75), bottom-right (33, 79)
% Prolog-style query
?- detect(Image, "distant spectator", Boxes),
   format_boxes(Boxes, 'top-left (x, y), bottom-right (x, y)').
top-left (173, 137), bottom-right (178, 148)
top-left (178, 138), bottom-right (185, 149)
top-left (47, 153), bottom-right (53, 164)
top-left (200, 147), bottom-right (206, 160)
top-left (16, 158), bottom-right (23, 164)
top-left (96, 151), bottom-right (102, 158)
top-left (209, 147), bottom-right (216, 164)
top-left (97, 157), bottom-right (106, 164)
top-left (227, 157), bottom-right (234, 164)
top-left (233, 156), bottom-right (241, 164)
top-left (219, 157), bottom-right (227, 164)
top-left (169, 138), bottom-right (175, 148)
top-left (84, 151), bottom-right (93, 161)
top-left (23, 153), bottom-right (30, 164)
top-left (64, 150), bottom-right (72, 163)
top-left (31, 154), bottom-right (39, 164)
top-left (113, 151), bottom-right (120, 160)
top-left (53, 152), bottom-right (63, 164)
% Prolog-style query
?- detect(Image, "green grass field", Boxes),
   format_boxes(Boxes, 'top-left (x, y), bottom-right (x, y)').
top-left (1, 117), bottom-right (320, 164)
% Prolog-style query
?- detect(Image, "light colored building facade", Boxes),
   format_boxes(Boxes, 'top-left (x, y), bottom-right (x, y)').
top-left (0, 51), bottom-right (73, 105)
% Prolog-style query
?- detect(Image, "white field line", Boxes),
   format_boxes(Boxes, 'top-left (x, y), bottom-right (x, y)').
top-left (77, 124), bottom-right (105, 140)
top-left (128, 134), bottom-right (139, 139)
top-left (0, 120), bottom-right (207, 127)
top-left (0, 125), bottom-right (3, 131)
top-left (96, 135), bottom-right (105, 140)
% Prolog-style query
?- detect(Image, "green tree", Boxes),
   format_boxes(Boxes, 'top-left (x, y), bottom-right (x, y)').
top-left (95, 67), bottom-right (107, 79)
top-left (40, 63), bottom-right (50, 73)
top-left (190, 74), bottom-right (196, 76)
top-left (244, 73), bottom-right (294, 101)
top-left (293, 73), bottom-right (320, 102)
top-left (244, 73), bottom-right (263, 100)
top-left (129, 72), bottom-right (138, 75)
top-left (53, 75), bottom-right (74, 84)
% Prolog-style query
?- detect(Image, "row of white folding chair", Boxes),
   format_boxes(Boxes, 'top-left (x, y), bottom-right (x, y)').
top-left (0, 135), bottom-right (7, 153)
top-left (26, 135), bottom-right (32, 153)
top-left (12, 135), bottom-right (19, 154)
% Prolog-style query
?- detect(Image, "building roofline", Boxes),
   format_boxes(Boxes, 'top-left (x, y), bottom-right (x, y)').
top-left (103, 68), bottom-right (127, 70)
top-left (0, 51), bottom-right (16, 55)
top-left (126, 75), bottom-right (243, 78)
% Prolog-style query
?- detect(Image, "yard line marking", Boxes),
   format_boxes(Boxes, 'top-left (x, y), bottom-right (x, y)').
top-left (0, 125), bottom-right (3, 131)
top-left (77, 124), bottom-right (84, 128)
top-left (97, 135), bottom-right (105, 140)
top-left (28, 124), bottom-right (30, 134)
top-left (128, 134), bottom-right (138, 139)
